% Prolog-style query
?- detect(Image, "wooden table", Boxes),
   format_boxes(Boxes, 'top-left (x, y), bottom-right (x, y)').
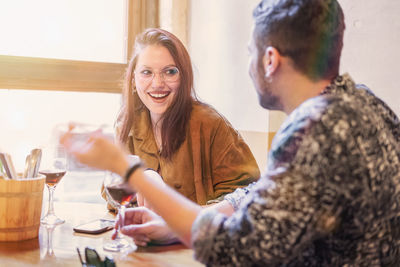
top-left (0, 202), bottom-right (204, 267)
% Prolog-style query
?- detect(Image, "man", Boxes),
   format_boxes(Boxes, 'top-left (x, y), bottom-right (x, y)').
top-left (63, 0), bottom-right (400, 265)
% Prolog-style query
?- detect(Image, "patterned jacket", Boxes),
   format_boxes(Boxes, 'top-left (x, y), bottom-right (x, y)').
top-left (192, 74), bottom-right (400, 266)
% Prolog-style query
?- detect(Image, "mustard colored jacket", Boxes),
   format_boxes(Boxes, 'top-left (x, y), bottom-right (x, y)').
top-left (123, 102), bottom-right (260, 204)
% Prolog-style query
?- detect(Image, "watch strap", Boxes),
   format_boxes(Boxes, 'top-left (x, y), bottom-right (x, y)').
top-left (124, 160), bottom-right (144, 183)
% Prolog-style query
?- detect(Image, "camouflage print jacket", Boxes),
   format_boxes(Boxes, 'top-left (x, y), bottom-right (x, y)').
top-left (192, 74), bottom-right (400, 266)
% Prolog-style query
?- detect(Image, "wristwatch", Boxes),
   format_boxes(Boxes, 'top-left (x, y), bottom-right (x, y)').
top-left (123, 159), bottom-right (145, 183)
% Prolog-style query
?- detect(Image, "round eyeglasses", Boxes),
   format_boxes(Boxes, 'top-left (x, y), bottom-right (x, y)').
top-left (134, 66), bottom-right (180, 84)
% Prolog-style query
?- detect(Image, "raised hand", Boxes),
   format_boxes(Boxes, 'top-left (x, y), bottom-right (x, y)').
top-left (60, 127), bottom-right (128, 177)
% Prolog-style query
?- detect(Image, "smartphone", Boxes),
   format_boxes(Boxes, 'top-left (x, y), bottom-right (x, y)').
top-left (73, 219), bottom-right (115, 234)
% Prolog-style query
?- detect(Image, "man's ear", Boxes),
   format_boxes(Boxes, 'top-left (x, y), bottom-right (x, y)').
top-left (263, 46), bottom-right (280, 77)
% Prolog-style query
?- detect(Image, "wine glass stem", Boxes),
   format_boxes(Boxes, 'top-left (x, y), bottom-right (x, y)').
top-left (47, 227), bottom-right (54, 256)
top-left (115, 205), bottom-right (125, 239)
top-left (46, 185), bottom-right (56, 216)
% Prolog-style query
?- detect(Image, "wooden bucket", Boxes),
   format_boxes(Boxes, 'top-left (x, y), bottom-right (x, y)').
top-left (0, 175), bottom-right (45, 241)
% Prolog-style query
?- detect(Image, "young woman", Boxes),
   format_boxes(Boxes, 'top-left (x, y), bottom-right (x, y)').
top-left (104, 28), bottom-right (259, 208)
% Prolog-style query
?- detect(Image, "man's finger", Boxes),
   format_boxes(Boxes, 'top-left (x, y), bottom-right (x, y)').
top-left (137, 193), bottom-right (144, 207)
top-left (120, 224), bottom-right (154, 237)
top-left (132, 234), bottom-right (151, 244)
top-left (111, 229), bottom-right (118, 240)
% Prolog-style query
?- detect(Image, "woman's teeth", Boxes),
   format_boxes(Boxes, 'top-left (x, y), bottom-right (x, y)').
top-left (149, 92), bottom-right (169, 99)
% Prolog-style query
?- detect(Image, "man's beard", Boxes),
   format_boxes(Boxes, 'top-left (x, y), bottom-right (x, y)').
top-left (256, 66), bottom-right (283, 111)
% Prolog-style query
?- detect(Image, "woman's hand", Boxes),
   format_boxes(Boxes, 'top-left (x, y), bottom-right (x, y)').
top-left (137, 169), bottom-right (166, 209)
top-left (113, 207), bottom-right (179, 246)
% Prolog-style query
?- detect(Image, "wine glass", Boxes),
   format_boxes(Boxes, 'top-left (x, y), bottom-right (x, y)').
top-left (40, 146), bottom-right (67, 225)
top-left (41, 224), bottom-right (58, 260)
top-left (102, 156), bottom-right (139, 252)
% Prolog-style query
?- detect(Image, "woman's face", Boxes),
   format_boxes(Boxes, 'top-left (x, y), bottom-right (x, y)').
top-left (134, 45), bottom-right (181, 122)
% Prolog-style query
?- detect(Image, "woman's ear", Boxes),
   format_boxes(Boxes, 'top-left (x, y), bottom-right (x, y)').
top-left (263, 46), bottom-right (281, 77)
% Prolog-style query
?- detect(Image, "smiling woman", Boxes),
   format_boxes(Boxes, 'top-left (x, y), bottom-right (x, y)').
top-left (104, 28), bottom-right (260, 210)
top-left (134, 45), bottom-right (181, 131)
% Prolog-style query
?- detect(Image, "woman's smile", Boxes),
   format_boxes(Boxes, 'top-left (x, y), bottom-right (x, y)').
top-left (134, 44), bottom-right (180, 119)
top-left (148, 91), bottom-right (171, 100)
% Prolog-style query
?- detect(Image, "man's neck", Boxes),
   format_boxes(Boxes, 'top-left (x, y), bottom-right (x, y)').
top-left (279, 73), bottom-right (331, 114)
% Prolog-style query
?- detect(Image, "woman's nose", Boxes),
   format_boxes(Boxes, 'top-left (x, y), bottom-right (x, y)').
top-left (151, 73), bottom-right (165, 87)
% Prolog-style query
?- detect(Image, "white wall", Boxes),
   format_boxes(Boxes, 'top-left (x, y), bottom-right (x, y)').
top-left (340, 0), bottom-right (400, 116)
top-left (188, 0), bottom-right (400, 136)
top-left (189, 0), bottom-right (268, 133)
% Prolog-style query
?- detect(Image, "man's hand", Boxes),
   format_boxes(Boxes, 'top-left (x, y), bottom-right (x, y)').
top-left (113, 207), bottom-right (179, 246)
top-left (60, 125), bottom-right (129, 177)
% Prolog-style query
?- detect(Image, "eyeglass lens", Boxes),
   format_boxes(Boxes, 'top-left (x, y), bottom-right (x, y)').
top-left (135, 67), bottom-right (179, 83)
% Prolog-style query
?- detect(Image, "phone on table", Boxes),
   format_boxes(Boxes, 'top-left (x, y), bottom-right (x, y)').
top-left (73, 219), bottom-right (115, 235)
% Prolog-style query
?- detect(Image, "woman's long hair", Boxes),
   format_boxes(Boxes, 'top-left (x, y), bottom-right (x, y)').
top-left (117, 28), bottom-right (196, 159)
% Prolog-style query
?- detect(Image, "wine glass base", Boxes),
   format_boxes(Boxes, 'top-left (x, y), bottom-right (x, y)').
top-left (41, 214), bottom-right (65, 226)
top-left (103, 238), bottom-right (131, 252)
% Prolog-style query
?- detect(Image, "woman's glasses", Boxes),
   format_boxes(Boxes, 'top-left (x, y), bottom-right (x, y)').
top-left (77, 247), bottom-right (116, 267)
top-left (134, 66), bottom-right (180, 84)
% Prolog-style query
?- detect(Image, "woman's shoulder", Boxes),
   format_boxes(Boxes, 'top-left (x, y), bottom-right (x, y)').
top-left (190, 101), bottom-right (236, 131)
top-left (191, 101), bottom-right (227, 123)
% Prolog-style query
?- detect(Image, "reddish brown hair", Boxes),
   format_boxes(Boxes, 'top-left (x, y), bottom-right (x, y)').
top-left (117, 28), bottom-right (196, 159)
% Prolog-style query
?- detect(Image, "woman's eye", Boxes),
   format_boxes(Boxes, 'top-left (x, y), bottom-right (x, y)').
top-left (141, 70), bottom-right (152, 76)
top-left (164, 68), bottom-right (179, 76)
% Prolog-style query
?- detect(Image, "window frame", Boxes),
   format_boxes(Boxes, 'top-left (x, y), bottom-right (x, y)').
top-left (0, 0), bottom-right (159, 94)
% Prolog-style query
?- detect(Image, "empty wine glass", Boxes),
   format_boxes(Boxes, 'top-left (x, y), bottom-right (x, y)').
top-left (40, 146), bottom-right (67, 225)
top-left (102, 156), bottom-right (139, 252)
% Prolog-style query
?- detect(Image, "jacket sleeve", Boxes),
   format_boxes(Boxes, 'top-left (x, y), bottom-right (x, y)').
top-left (209, 118), bottom-right (260, 200)
top-left (191, 99), bottom-right (358, 265)
top-left (192, 167), bottom-right (322, 266)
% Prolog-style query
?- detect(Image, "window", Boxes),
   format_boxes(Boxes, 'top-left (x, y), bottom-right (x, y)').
top-left (0, 0), bottom-right (159, 203)
top-left (0, 0), bottom-right (159, 93)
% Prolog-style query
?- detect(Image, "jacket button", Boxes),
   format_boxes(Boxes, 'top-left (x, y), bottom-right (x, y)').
top-left (174, 183), bottom-right (182, 189)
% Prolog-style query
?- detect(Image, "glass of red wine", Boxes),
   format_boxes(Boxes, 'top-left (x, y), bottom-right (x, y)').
top-left (40, 146), bottom-right (67, 225)
top-left (103, 155), bottom-right (138, 252)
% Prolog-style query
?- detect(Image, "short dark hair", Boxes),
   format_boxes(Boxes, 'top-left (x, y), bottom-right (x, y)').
top-left (253, 0), bottom-right (345, 81)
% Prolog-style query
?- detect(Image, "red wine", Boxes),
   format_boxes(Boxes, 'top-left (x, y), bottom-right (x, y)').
top-left (39, 170), bottom-right (66, 186)
top-left (106, 183), bottom-right (135, 205)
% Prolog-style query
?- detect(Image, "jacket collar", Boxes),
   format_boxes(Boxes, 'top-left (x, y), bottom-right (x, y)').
top-left (320, 73), bottom-right (355, 95)
top-left (130, 109), bottom-right (159, 155)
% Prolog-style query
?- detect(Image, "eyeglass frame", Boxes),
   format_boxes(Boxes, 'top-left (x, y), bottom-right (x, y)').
top-left (77, 247), bottom-right (116, 267)
top-left (133, 66), bottom-right (180, 85)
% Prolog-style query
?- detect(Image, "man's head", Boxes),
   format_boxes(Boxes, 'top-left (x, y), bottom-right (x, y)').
top-left (249, 0), bottom-right (345, 110)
